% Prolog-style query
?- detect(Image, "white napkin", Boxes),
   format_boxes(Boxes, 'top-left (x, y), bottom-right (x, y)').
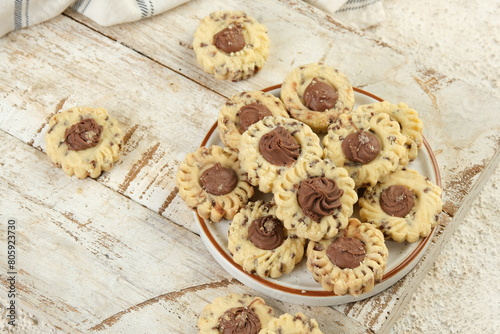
top-left (305, 0), bottom-right (386, 29)
top-left (0, 0), bottom-right (190, 38)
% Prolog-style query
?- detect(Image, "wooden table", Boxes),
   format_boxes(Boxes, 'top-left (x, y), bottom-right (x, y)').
top-left (1, 0), bottom-right (499, 332)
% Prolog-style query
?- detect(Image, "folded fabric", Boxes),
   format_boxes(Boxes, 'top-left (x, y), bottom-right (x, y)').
top-left (1, 0), bottom-right (384, 38)
top-left (305, 0), bottom-right (386, 29)
top-left (0, 0), bottom-right (190, 38)
top-left (72, 0), bottom-right (189, 26)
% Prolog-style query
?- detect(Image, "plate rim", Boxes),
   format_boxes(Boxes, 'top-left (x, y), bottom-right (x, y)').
top-left (195, 85), bottom-right (442, 300)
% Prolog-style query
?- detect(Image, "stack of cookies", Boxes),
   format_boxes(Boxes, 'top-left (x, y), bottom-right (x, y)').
top-left (176, 61), bottom-right (443, 298)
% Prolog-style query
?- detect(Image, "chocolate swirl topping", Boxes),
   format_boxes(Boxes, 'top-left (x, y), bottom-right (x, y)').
top-left (327, 236), bottom-right (366, 269)
top-left (199, 163), bottom-right (238, 195)
top-left (341, 130), bottom-right (380, 164)
top-left (258, 126), bottom-right (300, 166)
top-left (64, 118), bottom-right (103, 151)
top-left (303, 78), bottom-right (338, 111)
top-left (218, 306), bottom-right (261, 334)
top-left (380, 185), bottom-right (415, 217)
top-left (248, 215), bottom-right (286, 250)
top-left (214, 23), bottom-right (246, 53)
top-left (297, 177), bottom-right (344, 222)
top-left (238, 103), bottom-right (272, 133)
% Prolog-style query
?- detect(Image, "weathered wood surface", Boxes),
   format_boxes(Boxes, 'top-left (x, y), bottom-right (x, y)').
top-left (1, 131), bottom-right (367, 333)
top-left (0, 0), bottom-right (499, 333)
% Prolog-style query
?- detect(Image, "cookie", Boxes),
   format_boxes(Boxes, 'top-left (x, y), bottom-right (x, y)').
top-left (193, 10), bottom-right (270, 81)
top-left (176, 145), bottom-right (254, 222)
top-left (260, 312), bottom-right (324, 334)
top-left (359, 167), bottom-right (442, 243)
top-left (355, 101), bottom-right (423, 163)
top-left (238, 116), bottom-right (323, 193)
top-left (273, 158), bottom-right (357, 242)
top-left (280, 63), bottom-right (355, 133)
top-left (228, 200), bottom-right (306, 278)
top-left (322, 111), bottom-right (407, 188)
top-left (306, 218), bottom-right (388, 296)
top-left (45, 106), bottom-right (123, 179)
top-left (217, 90), bottom-right (289, 150)
top-left (198, 293), bottom-right (274, 334)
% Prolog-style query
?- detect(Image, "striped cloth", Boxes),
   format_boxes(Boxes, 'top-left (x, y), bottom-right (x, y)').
top-left (305, 0), bottom-right (386, 29)
top-left (0, 0), bottom-right (190, 37)
top-left (0, 0), bottom-right (382, 38)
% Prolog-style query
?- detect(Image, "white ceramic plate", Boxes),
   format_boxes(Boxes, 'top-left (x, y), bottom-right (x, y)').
top-left (195, 86), bottom-right (441, 306)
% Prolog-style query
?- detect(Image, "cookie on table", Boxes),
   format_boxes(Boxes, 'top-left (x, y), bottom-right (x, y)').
top-left (45, 106), bottom-right (123, 179)
top-left (280, 63), bottom-right (355, 133)
top-left (322, 111), bottom-right (407, 188)
top-left (359, 167), bottom-right (442, 243)
top-left (238, 116), bottom-right (323, 193)
top-left (355, 101), bottom-right (423, 163)
top-left (260, 312), bottom-right (324, 334)
top-left (176, 145), bottom-right (254, 222)
top-left (228, 200), bottom-right (306, 278)
top-left (193, 10), bottom-right (270, 81)
top-left (217, 90), bottom-right (289, 150)
top-left (273, 158), bottom-right (357, 242)
top-left (306, 218), bottom-right (388, 296)
top-left (198, 293), bottom-right (274, 334)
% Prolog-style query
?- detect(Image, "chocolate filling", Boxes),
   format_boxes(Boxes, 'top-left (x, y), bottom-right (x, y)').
top-left (238, 103), bottom-right (272, 133)
top-left (303, 78), bottom-right (338, 111)
top-left (327, 236), bottom-right (366, 269)
top-left (297, 177), bottom-right (343, 222)
top-left (214, 23), bottom-right (246, 53)
top-left (341, 130), bottom-right (380, 164)
top-left (218, 306), bottom-right (261, 334)
top-left (248, 215), bottom-right (286, 250)
top-left (258, 126), bottom-right (300, 166)
top-left (64, 118), bottom-right (103, 151)
top-left (380, 185), bottom-right (415, 217)
top-left (199, 163), bottom-right (238, 195)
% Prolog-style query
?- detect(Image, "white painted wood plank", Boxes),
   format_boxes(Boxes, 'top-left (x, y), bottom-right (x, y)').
top-left (87, 283), bottom-right (370, 334)
top-left (0, 14), bottom-right (226, 233)
top-left (62, 0), bottom-right (500, 216)
top-left (64, 0), bottom-right (412, 96)
top-left (0, 131), bottom-right (362, 332)
top-left (0, 130), bottom-right (231, 332)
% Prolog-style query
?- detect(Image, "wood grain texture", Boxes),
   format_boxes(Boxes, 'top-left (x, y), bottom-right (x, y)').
top-left (62, 0), bottom-right (500, 216)
top-left (0, 0), bottom-right (499, 332)
top-left (0, 132), bottom-right (363, 332)
top-left (0, 13), bottom-right (226, 234)
top-left (0, 131), bottom-right (230, 332)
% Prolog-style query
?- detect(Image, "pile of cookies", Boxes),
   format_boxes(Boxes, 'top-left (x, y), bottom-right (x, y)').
top-left (41, 8), bottom-right (444, 333)
top-left (176, 59), bottom-right (443, 297)
top-left (198, 293), bottom-right (324, 333)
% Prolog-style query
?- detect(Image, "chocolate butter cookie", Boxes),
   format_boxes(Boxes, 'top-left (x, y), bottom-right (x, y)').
top-left (176, 145), bottom-right (254, 222)
top-left (193, 11), bottom-right (270, 81)
top-left (280, 63), bottom-right (355, 133)
top-left (323, 112), bottom-right (407, 188)
top-left (228, 200), bottom-right (306, 278)
top-left (359, 167), bottom-right (442, 243)
top-left (217, 90), bottom-right (289, 150)
top-left (45, 106), bottom-right (123, 179)
top-left (306, 218), bottom-right (388, 296)
top-left (238, 116), bottom-right (322, 193)
top-left (273, 159), bottom-right (357, 241)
